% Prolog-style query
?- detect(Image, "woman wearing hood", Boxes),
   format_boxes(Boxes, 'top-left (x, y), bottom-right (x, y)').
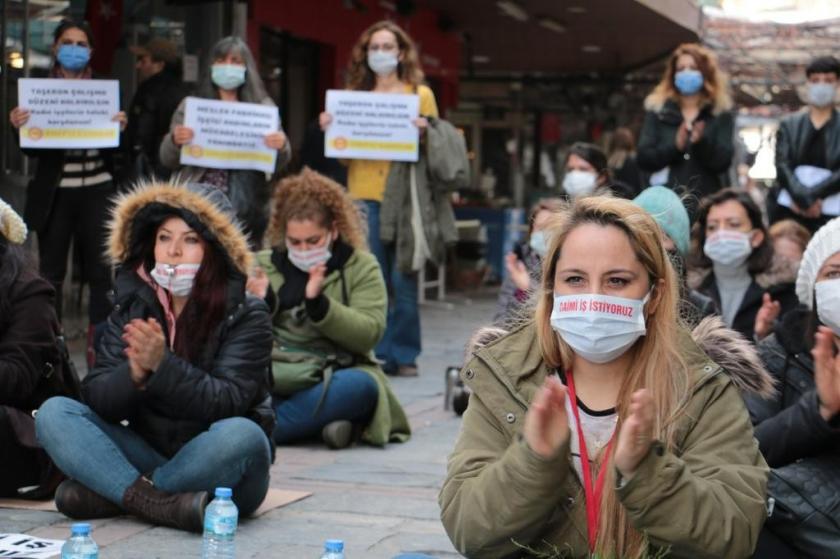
top-left (36, 181), bottom-right (274, 532)
top-left (440, 196), bottom-right (769, 558)
top-left (248, 169), bottom-right (410, 449)
top-left (749, 216), bottom-right (840, 558)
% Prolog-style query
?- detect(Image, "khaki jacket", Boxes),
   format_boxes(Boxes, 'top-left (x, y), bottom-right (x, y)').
top-left (439, 321), bottom-right (769, 559)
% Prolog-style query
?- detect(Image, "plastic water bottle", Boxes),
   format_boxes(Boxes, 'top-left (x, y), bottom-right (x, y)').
top-left (321, 539), bottom-right (345, 559)
top-left (61, 523), bottom-right (98, 559)
top-left (202, 487), bottom-right (238, 559)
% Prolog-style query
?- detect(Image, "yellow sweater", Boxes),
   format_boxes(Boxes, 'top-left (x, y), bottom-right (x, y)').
top-left (347, 84), bottom-right (439, 202)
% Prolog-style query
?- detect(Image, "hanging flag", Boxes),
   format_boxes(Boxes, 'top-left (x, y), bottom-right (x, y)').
top-left (85, 0), bottom-right (123, 74)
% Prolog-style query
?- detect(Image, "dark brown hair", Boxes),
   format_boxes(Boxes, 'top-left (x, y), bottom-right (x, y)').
top-left (690, 188), bottom-right (773, 274)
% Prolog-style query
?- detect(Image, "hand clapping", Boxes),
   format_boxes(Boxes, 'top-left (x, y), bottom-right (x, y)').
top-left (123, 318), bottom-right (166, 385)
top-left (614, 389), bottom-right (655, 480)
top-left (523, 376), bottom-right (569, 459)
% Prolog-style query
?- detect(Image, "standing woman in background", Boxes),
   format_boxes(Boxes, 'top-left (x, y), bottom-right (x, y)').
top-left (320, 21), bottom-right (439, 377)
top-left (8, 19), bottom-right (127, 366)
top-left (637, 43), bottom-right (734, 212)
top-left (160, 36), bottom-right (291, 249)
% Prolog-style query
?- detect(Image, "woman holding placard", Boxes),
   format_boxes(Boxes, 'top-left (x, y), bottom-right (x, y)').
top-left (160, 36), bottom-right (291, 249)
top-left (320, 21), bottom-right (439, 377)
top-left (440, 196), bottom-right (769, 558)
top-left (8, 18), bottom-right (127, 368)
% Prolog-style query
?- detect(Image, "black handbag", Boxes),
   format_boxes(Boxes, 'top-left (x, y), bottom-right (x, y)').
top-left (765, 454), bottom-right (840, 559)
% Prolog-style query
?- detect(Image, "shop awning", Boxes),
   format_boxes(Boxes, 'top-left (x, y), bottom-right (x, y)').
top-left (423, 0), bottom-right (701, 76)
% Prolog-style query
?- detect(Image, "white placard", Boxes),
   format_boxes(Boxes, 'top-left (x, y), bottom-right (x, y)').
top-left (179, 97), bottom-right (279, 174)
top-left (324, 89), bottom-right (419, 162)
top-left (0, 533), bottom-right (64, 558)
top-left (17, 78), bottom-right (120, 149)
top-left (777, 164), bottom-right (840, 216)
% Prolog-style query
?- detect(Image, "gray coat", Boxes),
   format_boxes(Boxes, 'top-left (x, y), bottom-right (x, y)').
top-left (159, 97), bottom-right (292, 247)
top-left (380, 117), bottom-right (468, 274)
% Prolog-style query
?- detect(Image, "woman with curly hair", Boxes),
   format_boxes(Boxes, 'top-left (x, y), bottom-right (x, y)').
top-left (637, 43), bottom-right (734, 208)
top-left (319, 20), bottom-right (439, 377)
top-left (248, 168), bottom-right (410, 449)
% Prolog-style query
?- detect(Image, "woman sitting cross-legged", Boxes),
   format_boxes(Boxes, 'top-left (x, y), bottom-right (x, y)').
top-left (248, 168), bottom-right (410, 449)
top-left (36, 181), bottom-right (275, 532)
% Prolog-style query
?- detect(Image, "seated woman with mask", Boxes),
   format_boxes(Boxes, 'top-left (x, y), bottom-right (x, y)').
top-left (248, 169), bottom-right (410, 449)
top-left (440, 196), bottom-right (768, 558)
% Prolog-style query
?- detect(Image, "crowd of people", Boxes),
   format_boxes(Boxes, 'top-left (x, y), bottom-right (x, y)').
top-left (1, 14), bottom-right (840, 559)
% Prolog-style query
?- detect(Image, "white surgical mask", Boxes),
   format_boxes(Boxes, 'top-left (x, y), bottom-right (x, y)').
top-left (149, 262), bottom-right (201, 297)
top-left (550, 291), bottom-right (650, 364)
top-left (563, 170), bottom-right (598, 198)
top-left (816, 278), bottom-right (840, 336)
top-left (367, 51), bottom-right (399, 76)
top-left (287, 238), bottom-right (333, 272)
top-left (529, 231), bottom-right (548, 258)
top-left (704, 230), bottom-right (753, 268)
top-left (807, 82), bottom-right (836, 108)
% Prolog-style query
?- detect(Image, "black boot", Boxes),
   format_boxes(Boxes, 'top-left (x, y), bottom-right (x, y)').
top-left (121, 476), bottom-right (208, 533)
top-left (55, 479), bottom-right (124, 519)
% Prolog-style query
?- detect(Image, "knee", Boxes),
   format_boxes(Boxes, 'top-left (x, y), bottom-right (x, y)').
top-left (335, 370), bottom-right (379, 407)
top-left (35, 396), bottom-right (84, 443)
top-left (212, 418), bottom-right (271, 465)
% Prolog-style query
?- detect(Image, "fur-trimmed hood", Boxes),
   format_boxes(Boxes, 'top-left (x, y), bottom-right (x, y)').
top-left (107, 181), bottom-right (252, 275)
top-left (465, 315), bottom-right (775, 399)
top-left (686, 254), bottom-right (799, 292)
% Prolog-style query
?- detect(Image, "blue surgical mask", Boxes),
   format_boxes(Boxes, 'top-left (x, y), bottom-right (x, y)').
top-left (211, 64), bottom-right (246, 91)
top-left (807, 82), bottom-right (836, 108)
top-left (367, 51), bottom-right (399, 76)
top-left (674, 69), bottom-right (704, 96)
top-left (56, 44), bottom-right (90, 71)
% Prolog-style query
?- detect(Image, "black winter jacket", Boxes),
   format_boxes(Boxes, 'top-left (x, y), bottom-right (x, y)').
top-left (82, 267), bottom-right (275, 458)
top-left (749, 307), bottom-right (840, 468)
top-left (637, 99), bottom-right (734, 201)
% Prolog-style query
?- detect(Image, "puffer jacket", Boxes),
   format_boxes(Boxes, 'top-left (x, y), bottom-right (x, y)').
top-left (749, 307), bottom-right (840, 468)
top-left (439, 317), bottom-right (771, 559)
top-left (82, 183), bottom-right (275, 458)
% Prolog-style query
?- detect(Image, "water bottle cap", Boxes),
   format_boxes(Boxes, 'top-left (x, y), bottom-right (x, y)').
top-left (214, 487), bottom-right (233, 498)
top-left (70, 522), bottom-right (91, 535)
top-left (325, 539), bottom-right (344, 552)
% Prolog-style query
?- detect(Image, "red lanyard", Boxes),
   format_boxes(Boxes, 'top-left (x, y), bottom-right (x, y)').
top-left (564, 369), bottom-right (615, 553)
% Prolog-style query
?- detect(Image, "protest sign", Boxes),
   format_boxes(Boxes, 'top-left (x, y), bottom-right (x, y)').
top-left (179, 97), bottom-right (279, 174)
top-left (324, 90), bottom-right (419, 162)
top-left (18, 78), bottom-right (120, 149)
top-left (0, 533), bottom-right (64, 558)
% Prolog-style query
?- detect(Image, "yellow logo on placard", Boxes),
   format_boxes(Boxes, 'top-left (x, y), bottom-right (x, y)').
top-left (333, 138), bottom-right (415, 153)
top-left (183, 145), bottom-right (274, 164)
top-left (26, 127), bottom-right (43, 141)
top-left (332, 137), bottom-right (348, 150)
top-left (188, 145), bottom-right (204, 158)
top-left (22, 127), bottom-right (116, 140)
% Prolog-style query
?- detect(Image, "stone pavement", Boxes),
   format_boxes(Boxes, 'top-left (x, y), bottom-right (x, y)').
top-left (0, 291), bottom-right (499, 558)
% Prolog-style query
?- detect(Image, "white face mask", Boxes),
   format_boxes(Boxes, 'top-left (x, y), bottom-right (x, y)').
top-left (149, 262), bottom-right (201, 297)
top-left (816, 278), bottom-right (840, 336)
top-left (367, 51), bottom-right (399, 76)
top-left (529, 231), bottom-right (548, 258)
top-left (550, 291), bottom-right (650, 364)
top-left (704, 230), bottom-right (753, 268)
top-left (562, 170), bottom-right (598, 198)
top-left (287, 236), bottom-right (333, 272)
top-left (807, 82), bottom-right (836, 108)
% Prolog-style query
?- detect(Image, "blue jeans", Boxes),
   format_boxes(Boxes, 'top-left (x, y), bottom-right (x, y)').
top-left (273, 368), bottom-right (378, 444)
top-left (35, 397), bottom-right (271, 516)
top-left (363, 200), bottom-right (422, 369)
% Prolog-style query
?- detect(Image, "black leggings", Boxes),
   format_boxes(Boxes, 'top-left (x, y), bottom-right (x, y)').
top-left (38, 183), bottom-right (114, 324)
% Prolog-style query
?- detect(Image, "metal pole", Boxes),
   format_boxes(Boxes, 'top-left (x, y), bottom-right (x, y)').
top-left (21, 0), bottom-right (30, 177)
top-left (1, 0), bottom-right (9, 174)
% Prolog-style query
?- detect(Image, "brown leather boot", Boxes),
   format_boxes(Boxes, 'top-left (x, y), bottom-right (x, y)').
top-left (55, 479), bottom-right (124, 519)
top-left (121, 476), bottom-right (208, 533)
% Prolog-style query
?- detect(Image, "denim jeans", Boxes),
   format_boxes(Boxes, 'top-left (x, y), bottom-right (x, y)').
top-left (35, 397), bottom-right (271, 516)
top-left (362, 200), bottom-right (422, 369)
top-left (273, 368), bottom-right (378, 444)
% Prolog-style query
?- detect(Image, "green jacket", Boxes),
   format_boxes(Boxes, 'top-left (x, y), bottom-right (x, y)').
top-left (439, 321), bottom-right (769, 559)
top-left (256, 248), bottom-right (410, 446)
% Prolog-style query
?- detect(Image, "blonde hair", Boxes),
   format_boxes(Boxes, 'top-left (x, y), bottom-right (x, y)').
top-left (267, 168), bottom-right (367, 250)
top-left (534, 196), bottom-right (691, 558)
top-left (345, 20), bottom-right (425, 91)
top-left (645, 43), bottom-right (733, 115)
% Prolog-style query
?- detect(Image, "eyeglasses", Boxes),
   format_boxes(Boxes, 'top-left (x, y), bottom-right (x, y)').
top-left (368, 43), bottom-right (398, 53)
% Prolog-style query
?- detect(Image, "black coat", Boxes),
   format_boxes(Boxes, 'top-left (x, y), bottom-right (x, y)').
top-left (125, 70), bottom-right (187, 179)
top-left (82, 267), bottom-right (275, 458)
top-left (774, 109), bottom-right (840, 208)
top-left (748, 307), bottom-right (840, 468)
top-left (637, 99), bottom-right (734, 201)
